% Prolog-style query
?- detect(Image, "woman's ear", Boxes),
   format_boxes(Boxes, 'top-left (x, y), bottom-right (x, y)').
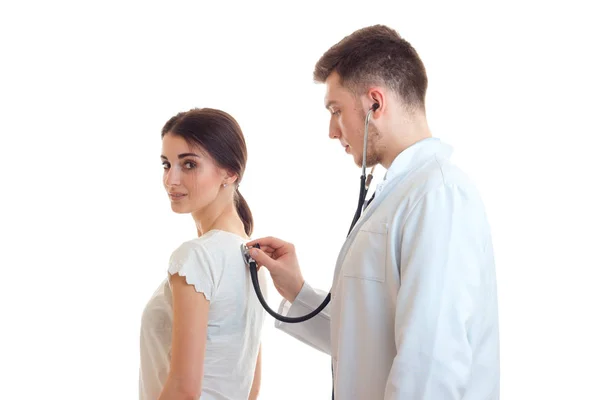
top-left (221, 169), bottom-right (239, 186)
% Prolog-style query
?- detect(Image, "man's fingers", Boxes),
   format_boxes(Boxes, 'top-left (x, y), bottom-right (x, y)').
top-left (247, 236), bottom-right (287, 251)
top-left (253, 245), bottom-right (276, 255)
top-left (248, 248), bottom-right (278, 272)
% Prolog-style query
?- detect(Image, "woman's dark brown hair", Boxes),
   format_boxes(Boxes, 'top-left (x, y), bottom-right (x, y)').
top-left (161, 108), bottom-right (254, 236)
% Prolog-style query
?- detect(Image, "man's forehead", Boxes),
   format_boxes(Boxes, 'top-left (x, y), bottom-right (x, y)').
top-left (324, 79), bottom-right (340, 108)
top-left (324, 91), bottom-right (351, 110)
top-left (324, 73), bottom-right (343, 108)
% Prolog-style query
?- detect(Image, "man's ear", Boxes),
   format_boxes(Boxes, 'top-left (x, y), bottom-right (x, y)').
top-left (366, 87), bottom-right (385, 119)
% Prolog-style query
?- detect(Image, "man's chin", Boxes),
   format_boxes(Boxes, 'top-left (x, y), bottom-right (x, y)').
top-left (352, 154), bottom-right (376, 168)
top-left (350, 152), bottom-right (362, 167)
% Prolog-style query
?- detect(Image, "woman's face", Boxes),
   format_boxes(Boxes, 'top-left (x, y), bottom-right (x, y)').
top-left (160, 133), bottom-right (227, 214)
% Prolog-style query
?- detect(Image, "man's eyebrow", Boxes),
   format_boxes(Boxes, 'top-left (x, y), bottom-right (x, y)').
top-left (325, 100), bottom-right (339, 109)
top-left (160, 153), bottom-right (202, 160)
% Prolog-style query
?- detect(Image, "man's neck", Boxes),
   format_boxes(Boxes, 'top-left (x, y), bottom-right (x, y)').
top-left (379, 113), bottom-right (432, 169)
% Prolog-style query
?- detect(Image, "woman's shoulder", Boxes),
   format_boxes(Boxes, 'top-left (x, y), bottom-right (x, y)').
top-left (170, 230), bottom-right (247, 265)
top-left (166, 230), bottom-right (249, 297)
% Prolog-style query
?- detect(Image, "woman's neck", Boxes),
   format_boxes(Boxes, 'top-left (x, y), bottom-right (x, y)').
top-left (192, 200), bottom-right (247, 239)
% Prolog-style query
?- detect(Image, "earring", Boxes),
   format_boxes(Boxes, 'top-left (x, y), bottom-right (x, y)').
top-left (223, 183), bottom-right (227, 188)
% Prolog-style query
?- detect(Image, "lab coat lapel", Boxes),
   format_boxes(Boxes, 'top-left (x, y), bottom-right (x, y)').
top-left (330, 179), bottom-right (393, 288)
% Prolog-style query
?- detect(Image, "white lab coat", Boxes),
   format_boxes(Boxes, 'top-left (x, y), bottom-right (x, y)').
top-left (275, 138), bottom-right (500, 399)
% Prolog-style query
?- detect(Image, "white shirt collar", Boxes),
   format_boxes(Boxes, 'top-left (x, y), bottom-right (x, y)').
top-left (375, 137), bottom-right (453, 195)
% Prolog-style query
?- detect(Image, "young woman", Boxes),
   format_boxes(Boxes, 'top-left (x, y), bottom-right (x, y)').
top-left (139, 108), bottom-right (267, 400)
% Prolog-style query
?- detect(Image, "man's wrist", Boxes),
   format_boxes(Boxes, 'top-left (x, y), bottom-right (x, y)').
top-left (287, 279), bottom-right (305, 303)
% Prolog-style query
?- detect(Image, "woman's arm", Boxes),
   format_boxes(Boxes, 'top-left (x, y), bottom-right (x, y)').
top-left (159, 273), bottom-right (210, 400)
top-left (248, 344), bottom-right (262, 400)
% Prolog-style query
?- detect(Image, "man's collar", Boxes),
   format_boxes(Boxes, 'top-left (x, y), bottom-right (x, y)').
top-left (375, 137), bottom-right (453, 195)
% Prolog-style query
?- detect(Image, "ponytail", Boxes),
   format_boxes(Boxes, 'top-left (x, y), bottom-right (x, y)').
top-left (235, 188), bottom-right (253, 237)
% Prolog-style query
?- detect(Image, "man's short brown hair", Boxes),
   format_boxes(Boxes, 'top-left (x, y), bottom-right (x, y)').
top-left (314, 25), bottom-right (428, 110)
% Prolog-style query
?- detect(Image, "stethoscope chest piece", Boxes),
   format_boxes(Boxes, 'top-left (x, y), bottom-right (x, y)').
top-left (241, 243), bottom-right (260, 265)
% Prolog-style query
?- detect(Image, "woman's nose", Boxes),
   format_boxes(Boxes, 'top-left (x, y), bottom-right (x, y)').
top-left (165, 167), bottom-right (180, 186)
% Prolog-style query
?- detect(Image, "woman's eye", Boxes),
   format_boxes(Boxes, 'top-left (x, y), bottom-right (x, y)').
top-left (162, 162), bottom-right (170, 170)
top-left (184, 161), bottom-right (196, 169)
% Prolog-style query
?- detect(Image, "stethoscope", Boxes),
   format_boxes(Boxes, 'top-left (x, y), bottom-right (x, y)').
top-left (241, 102), bottom-right (380, 323)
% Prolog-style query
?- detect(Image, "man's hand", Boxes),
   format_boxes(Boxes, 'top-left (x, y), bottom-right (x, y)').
top-left (246, 236), bottom-right (305, 303)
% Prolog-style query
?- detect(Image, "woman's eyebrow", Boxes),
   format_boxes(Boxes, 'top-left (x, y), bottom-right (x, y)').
top-left (176, 152), bottom-right (201, 159)
top-left (160, 153), bottom-right (202, 160)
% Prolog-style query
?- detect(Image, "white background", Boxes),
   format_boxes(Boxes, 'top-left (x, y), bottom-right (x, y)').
top-left (1, 0), bottom-right (599, 398)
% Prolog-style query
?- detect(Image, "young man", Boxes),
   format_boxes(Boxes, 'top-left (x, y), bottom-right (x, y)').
top-left (248, 25), bottom-right (500, 399)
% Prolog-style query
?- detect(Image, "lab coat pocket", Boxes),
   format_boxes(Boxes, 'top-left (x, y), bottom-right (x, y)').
top-left (342, 222), bottom-right (388, 282)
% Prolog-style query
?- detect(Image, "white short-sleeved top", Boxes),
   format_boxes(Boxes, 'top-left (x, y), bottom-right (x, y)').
top-left (139, 230), bottom-right (267, 400)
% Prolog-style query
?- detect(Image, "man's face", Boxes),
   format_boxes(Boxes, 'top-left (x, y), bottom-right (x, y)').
top-left (324, 71), bottom-right (380, 167)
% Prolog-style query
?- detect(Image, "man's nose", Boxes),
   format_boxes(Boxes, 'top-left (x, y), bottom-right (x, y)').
top-left (329, 118), bottom-right (341, 139)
